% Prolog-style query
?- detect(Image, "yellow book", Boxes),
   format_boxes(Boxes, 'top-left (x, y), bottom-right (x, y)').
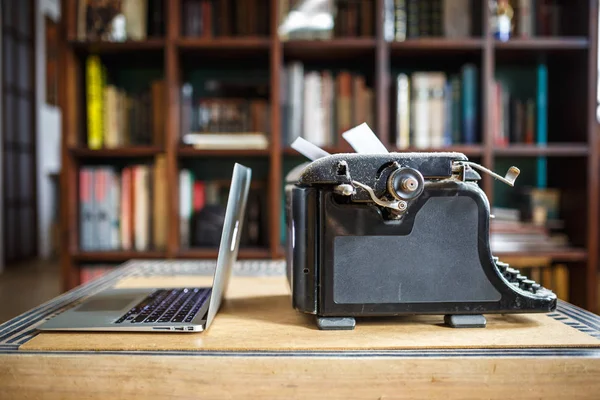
top-left (152, 155), bottom-right (167, 250)
top-left (553, 264), bottom-right (570, 302)
top-left (86, 55), bottom-right (103, 149)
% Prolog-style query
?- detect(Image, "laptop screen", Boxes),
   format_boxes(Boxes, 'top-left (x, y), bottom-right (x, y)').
top-left (205, 163), bottom-right (252, 328)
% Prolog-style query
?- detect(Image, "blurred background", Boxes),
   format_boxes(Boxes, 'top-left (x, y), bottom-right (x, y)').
top-left (0, 0), bottom-right (598, 322)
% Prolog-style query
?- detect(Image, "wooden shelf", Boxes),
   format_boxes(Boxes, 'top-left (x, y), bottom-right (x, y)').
top-left (70, 147), bottom-right (163, 158)
top-left (494, 249), bottom-right (588, 262)
top-left (177, 37), bottom-right (271, 49)
top-left (69, 39), bottom-right (166, 53)
top-left (389, 38), bottom-right (484, 55)
top-left (392, 145), bottom-right (484, 156)
top-left (73, 251), bottom-right (167, 262)
top-left (493, 144), bottom-right (589, 157)
top-left (178, 248), bottom-right (271, 259)
top-left (494, 37), bottom-right (589, 50)
top-left (178, 147), bottom-right (270, 157)
top-left (283, 38), bottom-right (376, 60)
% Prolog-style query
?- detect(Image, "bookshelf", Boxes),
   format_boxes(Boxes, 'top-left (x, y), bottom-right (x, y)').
top-left (59, 0), bottom-right (599, 312)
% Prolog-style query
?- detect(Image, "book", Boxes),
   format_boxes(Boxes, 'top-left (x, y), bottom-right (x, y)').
top-left (133, 166), bottom-right (150, 251)
top-left (182, 133), bottom-right (268, 149)
top-left (411, 73), bottom-right (430, 148)
top-left (417, 0), bottom-right (432, 37)
top-left (395, 73), bottom-right (410, 148)
top-left (536, 62), bottom-right (548, 188)
top-left (103, 85), bottom-right (119, 148)
top-left (153, 156), bottom-right (167, 250)
top-left (123, 0), bottom-right (148, 40)
top-left (553, 264), bottom-right (569, 301)
top-left (430, 0), bottom-right (443, 36)
top-left (394, 0), bottom-right (407, 41)
top-left (120, 167), bottom-right (133, 250)
top-left (428, 73), bottom-right (447, 148)
top-left (384, 0), bottom-right (395, 41)
top-left (461, 64), bottom-right (477, 144)
top-left (86, 56), bottom-right (104, 150)
top-left (407, 0), bottom-right (419, 38)
top-left (148, 0), bottom-right (164, 37)
top-left (517, 0), bottom-right (534, 37)
top-left (179, 169), bottom-right (193, 248)
top-left (337, 71), bottom-right (353, 136)
top-left (443, 0), bottom-right (471, 37)
top-left (450, 76), bottom-right (461, 144)
top-left (79, 168), bottom-right (94, 251)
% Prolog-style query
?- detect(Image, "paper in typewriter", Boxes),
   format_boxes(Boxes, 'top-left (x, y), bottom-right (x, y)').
top-left (21, 276), bottom-right (600, 352)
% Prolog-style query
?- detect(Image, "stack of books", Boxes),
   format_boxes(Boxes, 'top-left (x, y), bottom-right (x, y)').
top-left (181, 0), bottom-right (270, 37)
top-left (76, 0), bottom-right (164, 41)
top-left (385, 0), bottom-right (473, 41)
top-left (281, 62), bottom-right (375, 147)
top-left (79, 157), bottom-right (167, 252)
top-left (85, 56), bottom-right (164, 149)
top-left (393, 64), bottom-right (478, 149)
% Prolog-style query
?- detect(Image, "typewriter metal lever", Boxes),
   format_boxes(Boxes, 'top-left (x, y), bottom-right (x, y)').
top-left (455, 161), bottom-right (521, 187)
top-left (351, 180), bottom-right (408, 212)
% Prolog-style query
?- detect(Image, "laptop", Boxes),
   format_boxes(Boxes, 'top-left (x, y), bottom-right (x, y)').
top-left (39, 163), bottom-right (252, 333)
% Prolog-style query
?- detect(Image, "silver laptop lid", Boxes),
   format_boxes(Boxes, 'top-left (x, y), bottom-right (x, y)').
top-left (206, 163), bottom-right (252, 328)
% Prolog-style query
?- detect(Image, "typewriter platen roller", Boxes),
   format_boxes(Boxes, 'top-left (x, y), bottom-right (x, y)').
top-left (285, 150), bottom-right (557, 330)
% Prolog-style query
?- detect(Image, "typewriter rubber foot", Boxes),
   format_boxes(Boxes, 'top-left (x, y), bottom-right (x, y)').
top-left (444, 314), bottom-right (487, 328)
top-left (316, 317), bottom-right (356, 330)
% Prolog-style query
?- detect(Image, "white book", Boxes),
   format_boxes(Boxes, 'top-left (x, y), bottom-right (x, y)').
top-left (134, 166), bottom-right (149, 251)
top-left (428, 73), bottom-right (447, 148)
top-left (396, 73), bottom-right (410, 149)
top-left (443, 0), bottom-right (471, 38)
top-left (183, 133), bottom-right (268, 149)
top-left (306, 72), bottom-right (325, 147)
top-left (179, 169), bottom-right (192, 248)
top-left (123, 0), bottom-right (148, 41)
top-left (411, 73), bottom-right (430, 149)
top-left (289, 62), bottom-right (304, 143)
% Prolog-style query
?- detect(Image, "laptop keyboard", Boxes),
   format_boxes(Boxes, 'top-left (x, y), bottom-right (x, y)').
top-left (114, 288), bottom-right (211, 324)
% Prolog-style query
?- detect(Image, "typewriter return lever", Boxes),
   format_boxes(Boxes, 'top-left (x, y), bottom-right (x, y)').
top-left (454, 161), bottom-right (520, 187)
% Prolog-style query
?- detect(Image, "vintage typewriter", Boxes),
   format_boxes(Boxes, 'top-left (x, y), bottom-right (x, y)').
top-left (285, 126), bottom-right (557, 330)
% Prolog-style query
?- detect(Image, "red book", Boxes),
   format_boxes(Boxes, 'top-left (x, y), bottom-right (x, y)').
top-left (120, 167), bottom-right (132, 250)
top-left (202, 0), bottom-right (213, 37)
top-left (193, 181), bottom-right (206, 213)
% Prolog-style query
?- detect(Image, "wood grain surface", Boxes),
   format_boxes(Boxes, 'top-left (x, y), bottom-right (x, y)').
top-left (2, 354), bottom-right (600, 399)
top-left (21, 276), bottom-right (600, 352)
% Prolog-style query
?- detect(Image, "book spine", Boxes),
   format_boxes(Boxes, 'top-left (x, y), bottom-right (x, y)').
top-left (418, 0), bottom-right (432, 37)
top-left (110, 169), bottom-right (120, 250)
top-left (383, 0), bottom-right (395, 41)
top-left (337, 71), bottom-right (352, 136)
top-left (430, 0), bottom-right (443, 36)
top-left (86, 56), bottom-right (103, 149)
top-left (193, 180), bottom-right (206, 213)
top-left (461, 64), bottom-right (477, 144)
top-left (443, 80), bottom-right (452, 146)
top-left (443, 0), bottom-right (471, 37)
top-left (394, 0), bottom-right (407, 41)
top-left (395, 73), bottom-right (410, 148)
top-left (407, 0), bottom-right (419, 38)
top-left (518, 0), bottom-right (533, 37)
top-left (79, 168), bottom-right (91, 251)
top-left (536, 62), bottom-right (548, 188)
top-left (411, 73), bottom-right (430, 149)
top-left (179, 169), bottom-right (192, 249)
top-left (525, 98), bottom-right (535, 144)
top-left (120, 167), bottom-right (131, 250)
top-left (361, 0), bottom-right (374, 37)
top-left (501, 83), bottom-right (510, 146)
top-left (290, 62), bottom-right (304, 143)
top-left (153, 156), bottom-right (167, 250)
top-left (429, 74), bottom-right (446, 148)
top-left (451, 76), bottom-right (461, 144)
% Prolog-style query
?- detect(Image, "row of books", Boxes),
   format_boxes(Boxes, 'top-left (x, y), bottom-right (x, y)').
top-left (278, 0), bottom-right (374, 40)
top-left (179, 170), bottom-right (268, 249)
top-left (180, 94), bottom-right (270, 149)
top-left (492, 64), bottom-right (547, 146)
top-left (86, 56), bottom-right (164, 149)
top-left (384, 0), bottom-right (473, 41)
top-left (394, 65), bottom-right (478, 149)
top-left (281, 63), bottom-right (375, 147)
top-left (182, 0), bottom-right (270, 37)
top-left (77, 0), bottom-right (164, 41)
top-left (79, 159), bottom-right (167, 252)
top-left (505, 0), bottom-right (563, 37)
top-left (80, 264), bottom-right (117, 285)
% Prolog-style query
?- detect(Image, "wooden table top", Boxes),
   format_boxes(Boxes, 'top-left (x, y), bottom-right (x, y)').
top-left (1, 260), bottom-right (600, 399)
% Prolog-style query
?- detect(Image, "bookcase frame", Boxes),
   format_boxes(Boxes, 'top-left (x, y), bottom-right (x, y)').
top-left (59, 0), bottom-right (599, 312)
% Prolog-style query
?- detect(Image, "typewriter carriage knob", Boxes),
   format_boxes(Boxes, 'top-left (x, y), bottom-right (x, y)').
top-left (387, 167), bottom-right (425, 201)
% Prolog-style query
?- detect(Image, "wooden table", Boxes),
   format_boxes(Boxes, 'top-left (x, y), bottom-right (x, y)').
top-left (1, 260), bottom-right (600, 399)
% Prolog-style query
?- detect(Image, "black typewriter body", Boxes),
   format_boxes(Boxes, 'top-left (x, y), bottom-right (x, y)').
top-left (285, 152), bottom-right (557, 330)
